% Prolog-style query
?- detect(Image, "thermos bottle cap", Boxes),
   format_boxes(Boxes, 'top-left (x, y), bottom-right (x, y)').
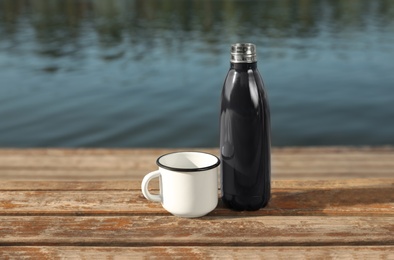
top-left (230, 43), bottom-right (257, 63)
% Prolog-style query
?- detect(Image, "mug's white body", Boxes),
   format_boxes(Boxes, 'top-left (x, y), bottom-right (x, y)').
top-left (141, 151), bottom-right (220, 218)
top-left (160, 167), bottom-right (218, 218)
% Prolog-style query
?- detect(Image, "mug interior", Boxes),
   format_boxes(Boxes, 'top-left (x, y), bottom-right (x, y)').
top-left (157, 152), bottom-right (220, 172)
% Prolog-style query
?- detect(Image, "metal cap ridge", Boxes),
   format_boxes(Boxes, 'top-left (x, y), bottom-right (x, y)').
top-left (230, 43), bottom-right (257, 63)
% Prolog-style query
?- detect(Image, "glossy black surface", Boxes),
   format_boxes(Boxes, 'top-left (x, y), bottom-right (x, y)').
top-left (220, 62), bottom-right (271, 211)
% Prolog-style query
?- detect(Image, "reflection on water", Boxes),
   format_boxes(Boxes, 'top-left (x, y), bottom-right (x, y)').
top-left (1, 0), bottom-right (394, 147)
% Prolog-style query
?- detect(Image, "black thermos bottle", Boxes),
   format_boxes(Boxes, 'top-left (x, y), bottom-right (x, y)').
top-left (220, 43), bottom-right (271, 211)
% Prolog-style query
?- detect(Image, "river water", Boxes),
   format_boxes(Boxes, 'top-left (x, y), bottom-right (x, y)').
top-left (1, 0), bottom-right (394, 147)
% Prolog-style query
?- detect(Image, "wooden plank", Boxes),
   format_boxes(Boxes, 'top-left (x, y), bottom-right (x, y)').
top-left (0, 178), bottom-right (392, 190)
top-left (0, 216), bottom-right (392, 246)
top-left (0, 168), bottom-right (392, 180)
top-left (0, 179), bottom-right (393, 217)
top-left (1, 246), bottom-right (393, 259)
top-left (1, 147), bottom-right (393, 171)
top-left (0, 189), bottom-right (394, 217)
top-left (0, 169), bottom-right (145, 181)
top-left (1, 147), bottom-right (394, 180)
top-left (1, 168), bottom-right (393, 180)
top-left (0, 181), bottom-right (135, 191)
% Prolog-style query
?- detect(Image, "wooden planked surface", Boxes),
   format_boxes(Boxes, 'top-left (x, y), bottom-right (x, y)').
top-left (0, 148), bottom-right (393, 259)
top-left (1, 246), bottom-right (394, 259)
top-left (1, 216), bottom-right (393, 246)
top-left (0, 179), bottom-right (393, 217)
top-left (0, 178), bottom-right (392, 190)
top-left (0, 147), bottom-right (393, 180)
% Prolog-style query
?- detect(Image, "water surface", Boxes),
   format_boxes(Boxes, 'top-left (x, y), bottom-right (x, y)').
top-left (1, 0), bottom-right (394, 147)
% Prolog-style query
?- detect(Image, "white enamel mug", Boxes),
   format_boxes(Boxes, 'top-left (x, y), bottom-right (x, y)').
top-left (141, 151), bottom-right (220, 218)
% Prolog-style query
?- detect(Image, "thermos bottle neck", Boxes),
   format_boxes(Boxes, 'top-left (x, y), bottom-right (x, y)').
top-left (230, 62), bottom-right (257, 70)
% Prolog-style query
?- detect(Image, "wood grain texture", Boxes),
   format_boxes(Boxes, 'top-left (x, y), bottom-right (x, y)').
top-left (0, 148), bottom-right (392, 258)
top-left (0, 216), bottom-right (393, 246)
top-left (0, 178), bottom-right (391, 190)
top-left (1, 246), bottom-right (393, 259)
top-left (1, 147), bottom-right (393, 180)
top-left (0, 179), bottom-right (393, 217)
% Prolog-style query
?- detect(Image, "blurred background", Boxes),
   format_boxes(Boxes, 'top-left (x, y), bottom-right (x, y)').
top-left (0, 0), bottom-right (393, 148)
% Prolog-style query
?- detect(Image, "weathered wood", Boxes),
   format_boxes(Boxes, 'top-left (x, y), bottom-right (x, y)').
top-left (0, 179), bottom-right (393, 217)
top-left (0, 216), bottom-right (392, 246)
top-left (1, 246), bottom-right (393, 259)
top-left (1, 167), bottom-right (393, 180)
top-left (0, 148), bottom-right (392, 257)
top-left (0, 181), bottom-right (134, 191)
top-left (1, 147), bottom-right (393, 180)
top-left (0, 178), bottom-right (391, 190)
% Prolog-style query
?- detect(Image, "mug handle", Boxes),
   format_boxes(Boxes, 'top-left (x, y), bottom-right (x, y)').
top-left (141, 170), bottom-right (162, 202)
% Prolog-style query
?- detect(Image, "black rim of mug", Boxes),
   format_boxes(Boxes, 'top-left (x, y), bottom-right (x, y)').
top-left (156, 151), bottom-right (220, 172)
